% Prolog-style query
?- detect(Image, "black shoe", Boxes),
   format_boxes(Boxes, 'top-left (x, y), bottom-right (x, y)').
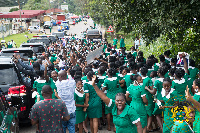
top-left (102, 122), bottom-right (106, 126)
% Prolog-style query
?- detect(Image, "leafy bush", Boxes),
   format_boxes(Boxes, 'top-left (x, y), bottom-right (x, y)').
top-left (139, 35), bottom-right (172, 59)
top-left (9, 8), bottom-right (19, 12)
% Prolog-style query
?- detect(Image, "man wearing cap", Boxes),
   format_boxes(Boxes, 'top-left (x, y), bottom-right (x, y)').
top-left (30, 85), bottom-right (70, 133)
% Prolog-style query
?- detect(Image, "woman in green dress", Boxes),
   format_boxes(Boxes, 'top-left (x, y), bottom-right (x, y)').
top-left (145, 67), bottom-right (168, 132)
top-left (92, 75), bottom-right (143, 133)
top-left (74, 79), bottom-right (89, 133)
top-left (192, 79), bottom-right (200, 133)
top-left (126, 74), bottom-right (148, 133)
top-left (84, 71), bottom-right (102, 133)
top-left (119, 36), bottom-right (125, 48)
top-left (44, 64), bottom-right (58, 99)
top-left (102, 68), bottom-right (122, 131)
top-left (171, 68), bottom-right (187, 102)
top-left (113, 37), bottom-right (118, 49)
top-left (32, 70), bottom-right (47, 103)
top-left (159, 78), bottom-right (178, 133)
top-left (140, 67), bottom-right (154, 132)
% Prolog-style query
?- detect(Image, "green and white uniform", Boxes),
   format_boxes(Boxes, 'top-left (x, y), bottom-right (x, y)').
top-left (161, 88), bottom-right (178, 133)
top-left (142, 76), bottom-right (154, 116)
top-left (74, 89), bottom-right (87, 124)
top-left (153, 78), bottom-right (164, 115)
top-left (127, 85), bottom-right (147, 128)
top-left (107, 99), bottom-right (140, 133)
top-left (33, 79), bottom-right (47, 103)
top-left (84, 81), bottom-right (102, 118)
top-left (193, 92), bottom-right (200, 133)
top-left (171, 78), bottom-right (187, 102)
top-left (103, 77), bottom-right (122, 114)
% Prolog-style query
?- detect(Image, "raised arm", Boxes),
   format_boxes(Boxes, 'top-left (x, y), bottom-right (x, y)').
top-left (182, 53), bottom-right (188, 74)
top-left (92, 75), bottom-right (110, 106)
top-left (44, 63), bottom-right (49, 82)
top-left (145, 86), bottom-right (157, 95)
top-left (185, 85), bottom-right (200, 112)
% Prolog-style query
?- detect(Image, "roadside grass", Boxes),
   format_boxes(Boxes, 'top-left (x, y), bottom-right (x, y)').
top-left (0, 33), bottom-right (43, 48)
top-left (105, 32), bottom-right (134, 51)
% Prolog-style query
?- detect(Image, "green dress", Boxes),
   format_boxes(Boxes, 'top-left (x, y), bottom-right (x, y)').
top-left (171, 121), bottom-right (194, 133)
top-left (84, 81), bottom-right (102, 118)
top-left (142, 76), bottom-right (154, 116)
top-left (131, 51), bottom-right (137, 60)
top-left (81, 76), bottom-right (89, 85)
top-left (108, 100), bottom-right (140, 133)
top-left (193, 92), bottom-right (200, 133)
top-left (127, 85), bottom-right (147, 128)
top-left (123, 73), bottom-right (135, 88)
top-left (188, 67), bottom-right (199, 80)
top-left (33, 79), bottom-right (47, 103)
top-left (165, 58), bottom-right (171, 64)
top-left (171, 78), bottom-right (187, 102)
top-left (74, 89), bottom-right (87, 124)
top-left (118, 73), bottom-right (126, 94)
top-left (154, 63), bottom-right (160, 71)
top-left (147, 67), bottom-right (154, 77)
top-left (113, 38), bottom-right (118, 48)
top-left (120, 38), bottom-right (125, 48)
top-left (47, 78), bottom-right (57, 99)
top-left (161, 88), bottom-right (178, 133)
top-left (153, 78), bottom-right (164, 115)
top-left (103, 77), bottom-right (122, 114)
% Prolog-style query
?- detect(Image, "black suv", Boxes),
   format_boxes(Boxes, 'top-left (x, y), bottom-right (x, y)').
top-left (29, 38), bottom-right (50, 46)
top-left (20, 43), bottom-right (46, 55)
top-left (0, 57), bottom-right (33, 124)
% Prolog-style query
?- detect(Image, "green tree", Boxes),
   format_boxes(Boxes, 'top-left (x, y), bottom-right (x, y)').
top-left (104, 0), bottom-right (200, 67)
top-left (23, 0), bottom-right (49, 10)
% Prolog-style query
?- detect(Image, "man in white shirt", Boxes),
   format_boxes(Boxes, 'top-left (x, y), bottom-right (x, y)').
top-left (56, 70), bottom-right (76, 133)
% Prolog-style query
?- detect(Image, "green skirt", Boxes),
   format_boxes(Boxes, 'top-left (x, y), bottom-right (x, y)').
top-left (75, 110), bottom-right (86, 124)
top-left (153, 102), bottom-right (164, 115)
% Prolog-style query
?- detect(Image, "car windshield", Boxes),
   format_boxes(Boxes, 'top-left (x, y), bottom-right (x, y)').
top-left (1, 51), bottom-right (32, 58)
top-left (29, 39), bottom-right (49, 45)
top-left (21, 45), bottom-right (45, 53)
top-left (52, 32), bottom-right (64, 38)
top-left (0, 65), bottom-right (19, 85)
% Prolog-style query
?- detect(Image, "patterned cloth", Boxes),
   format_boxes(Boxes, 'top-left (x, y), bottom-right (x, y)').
top-left (30, 99), bottom-right (69, 133)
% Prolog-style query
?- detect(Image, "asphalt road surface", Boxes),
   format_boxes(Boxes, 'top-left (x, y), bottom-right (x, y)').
top-left (19, 19), bottom-right (161, 133)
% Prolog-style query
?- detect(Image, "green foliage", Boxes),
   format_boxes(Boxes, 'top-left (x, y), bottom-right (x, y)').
top-left (23, 0), bottom-right (50, 10)
top-left (104, 0), bottom-right (200, 67)
top-left (9, 8), bottom-right (19, 12)
top-left (139, 35), bottom-right (172, 60)
top-left (86, 0), bottom-right (112, 28)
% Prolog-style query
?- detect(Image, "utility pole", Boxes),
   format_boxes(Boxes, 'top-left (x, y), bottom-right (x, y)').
top-left (17, 0), bottom-right (22, 26)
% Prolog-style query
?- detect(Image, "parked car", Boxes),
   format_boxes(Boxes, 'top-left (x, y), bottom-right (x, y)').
top-left (52, 32), bottom-right (64, 39)
top-left (87, 29), bottom-right (102, 42)
top-left (43, 21), bottom-right (53, 29)
top-left (0, 48), bottom-right (33, 64)
top-left (0, 57), bottom-right (33, 124)
top-left (20, 43), bottom-right (46, 55)
top-left (28, 26), bottom-right (43, 33)
top-left (33, 35), bottom-right (57, 43)
top-left (29, 38), bottom-right (50, 46)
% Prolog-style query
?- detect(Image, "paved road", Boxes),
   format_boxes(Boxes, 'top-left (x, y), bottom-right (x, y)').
top-left (43, 18), bottom-right (95, 37)
top-left (19, 20), bottom-right (161, 133)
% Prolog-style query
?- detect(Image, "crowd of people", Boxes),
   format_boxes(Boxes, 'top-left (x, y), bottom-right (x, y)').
top-left (11, 33), bottom-right (200, 133)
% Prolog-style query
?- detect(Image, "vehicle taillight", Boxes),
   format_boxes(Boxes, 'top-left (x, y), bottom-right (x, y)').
top-left (20, 106), bottom-right (26, 111)
top-left (28, 29), bottom-right (30, 30)
top-left (8, 85), bottom-right (26, 96)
